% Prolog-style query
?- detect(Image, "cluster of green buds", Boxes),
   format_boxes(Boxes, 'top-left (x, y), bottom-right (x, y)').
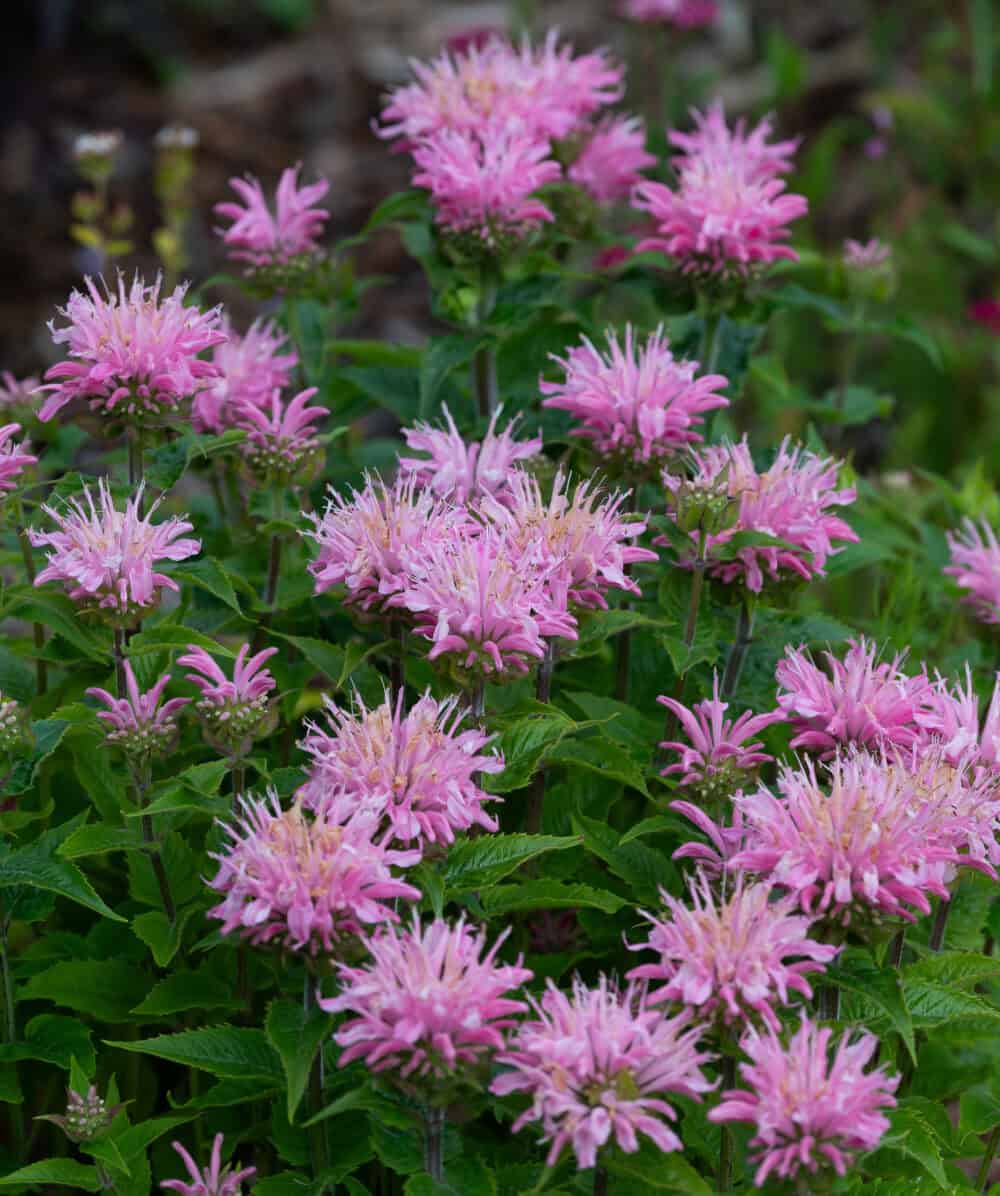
top-left (153, 125), bottom-right (199, 282)
top-left (70, 130), bottom-right (133, 268)
top-left (0, 693), bottom-right (31, 756)
top-left (669, 474), bottom-right (736, 538)
top-left (39, 1085), bottom-right (122, 1144)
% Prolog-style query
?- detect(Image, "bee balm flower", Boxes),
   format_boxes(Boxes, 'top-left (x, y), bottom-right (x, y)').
top-left (162, 1134), bottom-right (256, 1196)
top-left (569, 115), bottom-right (656, 206)
top-left (178, 642), bottom-right (277, 756)
top-left (945, 517), bottom-right (1000, 625)
top-left (192, 317), bottom-right (297, 434)
top-left (87, 659), bottom-right (188, 759)
top-left (235, 386), bottom-right (326, 482)
top-left (214, 164), bottom-right (329, 272)
top-left (0, 424), bottom-right (36, 493)
top-left (620, 0), bottom-right (717, 28)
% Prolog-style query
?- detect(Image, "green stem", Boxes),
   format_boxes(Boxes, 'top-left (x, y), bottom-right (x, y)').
top-left (836, 299), bottom-right (866, 411)
top-left (1, 919), bottom-right (15, 1044)
top-left (929, 898), bottom-right (950, 952)
top-left (718, 1053), bottom-right (737, 1191)
top-left (818, 982), bottom-right (840, 1021)
top-left (469, 681), bottom-right (486, 724)
top-left (977, 1124), bottom-right (1000, 1192)
top-left (252, 533), bottom-right (283, 653)
top-left (720, 600), bottom-right (755, 701)
top-left (593, 1163), bottom-right (608, 1196)
top-left (888, 928), bottom-right (906, 968)
top-left (127, 425), bottom-right (145, 508)
top-left (388, 619), bottom-right (406, 701)
top-left (472, 271), bottom-right (498, 420)
top-left (423, 1106), bottom-right (446, 1183)
top-left (303, 976), bottom-right (330, 1186)
top-left (700, 305), bottom-right (723, 377)
top-left (15, 523), bottom-right (47, 696)
top-left (232, 760), bottom-right (246, 803)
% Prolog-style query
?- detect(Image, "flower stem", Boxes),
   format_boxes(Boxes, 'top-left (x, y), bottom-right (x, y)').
top-left (818, 982), bottom-right (840, 1021)
top-left (593, 1164), bottom-right (609, 1196)
top-left (661, 535), bottom-right (708, 752)
top-left (929, 898), bottom-right (951, 952)
top-left (231, 760), bottom-right (246, 803)
top-left (526, 643), bottom-right (556, 834)
top-left (718, 1053), bottom-right (737, 1191)
top-left (977, 1124), bottom-right (1000, 1192)
top-left (1, 917), bottom-right (15, 1044)
top-left (721, 600), bottom-right (755, 701)
top-left (700, 307), bottom-right (723, 377)
top-left (127, 425), bottom-right (145, 509)
top-left (469, 681), bottom-right (486, 724)
top-left (303, 976), bottom-right (330, 1184)
top-left (423, 1106), bottom-right (446, 1183)
top-left (472, 270), bottom-right (498, 420)
top-left (251, 532), bottom-right (283, 653)
top-left (15, 522), bottom-right (46, 696)
top-left (888, 928), bottom-right (906, 968)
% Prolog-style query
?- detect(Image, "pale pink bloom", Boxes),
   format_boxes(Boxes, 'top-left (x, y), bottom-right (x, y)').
top-left (982, 676), bottom-right (1000, 770)
top-left (620, 0), bottom-right (717, 28)
top-left (162, 1134), bottom-right (256, 1196)
top-left (493, 977), bottom-right (713, 1170)
top-left (0, 424), bottom-right (36, 492)
top-left (412, 123), bottom-right (560, 246)
top-left (729, 752), bottom-right (994, 925)
top-left (38, 275), bottom-right (225, 423)
top-left (0, 371), bottom-right (41, 415)
top-left (664, 437), bottom-right (858, 592)
top-left (843, 237), bottom-right (890, 269)
top-left (671, 798), bottom-right (749, 874)
top-left (305, 474), bottom-right (471, 614)
top-left (299, 689), bottom-right (502, 846)
top-left (87, 660), bottom-right (188, 758)
top-left (569, 115), bottom-right (655, 206)
top-left (236, 386), bottom-right (326, 479)
top-left (658, 673), bottom-right (784, 789)
top-left (482, 469), bottom-right (657, 610)
top-left (399, 528), bottom-right (577, 678)
top-left (193, 317), bottom-right (297, 434)
top-left (207, 792), bottom-right (421, 954)
top-left (541, 325), bottom-right (729, 469)
top-left (29, 480), bottom-right (200, 619)
top-left (710, 1017), bottom-right (897, 1186)
top-left (627, 875), bottom-right (838, 1031)
top-left (178, 642), bottom-right (277, 754)
top-left (916, 667), bottom-right (988, 764)
top-left (945, 517), bottom-right (1000, 624)
top-left (399, 405), bottom-right (541, 503)
top-left (775, 638), bottom-right (931, 755)
top-left (633, 102), bottom-right (807, 277)
top-left (215, 164), bottom-right (329, 268)
top-left (324, 915), bottom-right (531, 1082)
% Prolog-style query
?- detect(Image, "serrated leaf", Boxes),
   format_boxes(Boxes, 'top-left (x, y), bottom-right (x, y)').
top-left (0, 589), bottom-right (107, 661)
top-left (0, 1015), bottom-right (95, 1074)
top-left (0, 1159), bottom-right (101, 1190)
top-left (404, 1156), bottom-right (497, 1196)
top-left (419, 334), bottom-right (487, 417)
top-left (20, 960), bottom-right (147, 1022)
top-left (129, 625), bottom-right (235, 658)
top-left (5, 718), bottom-right (72, 796)
top-left (266, 999), bottom-right (332, 1122)
top-left (115, 1114), bottom-right (194, 1161)
top-left (132, 969), bottom-right (241, 1018)
top-left (443, 834), bottom-right (578, 893)
top-left (884, 1103), bottom-right (949, 1187)
top-left (485, 703), bottom-right (580, 793)
top-left (825, 947), bottom-right (916, 1062)
top-left (960, 1084), bottom-right (1000, 1136)
top-left (106, 1026), bottom-right (283, 1082)
top-left (604, 1141), bottom-right (713, 1193)
top-left (173, 558), bottom-right (242, 614)
top-left (482, 881), bottom-right (625, 917)
top-left (132, 908), bottom-right (195, 967)
top-left (338, 365), bottom-right (420, 423)
top-left (905, 951), bottom-right (1000, 989)
top-left (82, 1136), bottom-right (130, 1178)
top-left (57, 823), bottom-right (143, 859)
top-left (572, 814), bottom-right (675, 902)
top-left (274, 634), bottom-right (346, 685)
top-left (0, 836), bottom-right (123, 922)
top-left (545, 737), bottom-right (650, 797)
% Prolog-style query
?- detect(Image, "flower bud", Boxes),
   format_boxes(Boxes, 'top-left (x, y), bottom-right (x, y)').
top-left (39, 1085), bottom-right (122, 1143)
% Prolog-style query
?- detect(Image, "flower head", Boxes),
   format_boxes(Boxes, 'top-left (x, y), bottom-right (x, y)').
top-left (178, 642), bottom-right (277, 756)
top-left (775, 638), bottom-right (931, 755)
top-left (619, 0), bottom-right (718, 28)
top-left (0, 694), bottom-right (31, 756)
top-left (664, 437), bottom-right (858, 592)
top-left (915, 666), bottom-right (990, 765)
top-left (235, 386), bottom-right (326, 482)
top-left (843, 237), bottom-right (890, 270)
top-left (299, 689), bottom-right (502, 846)
top-left (323, 915), bottom-right (531, 1089)
top-left (0, 371), bottom-right (41, 417)
top-left (633, 101), bottom-right (807, 278)
top-left (207, 792), bottom-right (421, 953)
top-left (41, 1084), bottom-right (123, 1144)
top-left (627, 875), bottom-right (838, 1030)
top-left (969, 298), bottom-right (1000, 335)
top-left (0, 424), bottom-right (36, 493)
top-left (39, 275), bottom-right (225, 424)
top-left (399, 405), bottom-right (541, 504)
top-left (29, 480), bottom-right (200, 621)
top-left (541, 325), bottom-right (729, 470)
top-left (945, 517), bottom-right (1000, 624)
top-left (193, 317), bottom-right (297, 434)
top-left (214, 164), bottom-right (329, 270)
top-left (493, 977), bottom-right (713, 1169)
top-left (710, 1018), bottom-right (898, 1186)
top-left (162, 1134), bottom-right (256, 1196)
top-left (87, 660), bottom-right (188, 758)
top-left (658, 674), bottom-right (784, 799)
top-left (569, 115), bottom-right (655, 206)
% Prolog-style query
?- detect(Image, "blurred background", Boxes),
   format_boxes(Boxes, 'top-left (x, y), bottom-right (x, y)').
top-left (1, 0), bottom-right (998, 477)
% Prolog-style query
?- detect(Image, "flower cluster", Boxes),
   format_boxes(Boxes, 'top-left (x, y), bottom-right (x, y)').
top-left (945, 517), bottom-right (1000, 624)
top-left (235, 386), bottom-right (326, 481)
top-left (569, 115), bottom-right (655, 206)
top-left (193, 317), bottom-right (297, 434)
top-left (40, 1084), bottom-right (123, 1144)
top-left (87, 660), bottom-right (188, 759)
top-left (215, 164), bottom-right (329, 272)
top-left (179, 643), bottom-right (277, 756)
top-left (162, 1134), bottom-right (256, 1196)
top-left (0, 423), bottom-right (36, 493)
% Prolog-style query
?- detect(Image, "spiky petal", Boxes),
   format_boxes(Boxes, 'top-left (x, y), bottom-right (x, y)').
top-left (161, 1134), bottom-right (256, 1196)
top-left (193, 317), bottom-right (297, 434)
top-left (569, 115), bottom-right (655, 206)
top-left (0, 424), bottom-right (36, 493)
top-left (214, 164), bottom-right (329, 269)
top-left (87, 660), bottom-right (188, 759)
top-left (945, 517), bottom-right (1000, 625)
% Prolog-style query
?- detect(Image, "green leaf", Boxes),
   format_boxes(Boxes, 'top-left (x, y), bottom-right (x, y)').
top-left (959, 1084), bottom-right (1000, 1136)
top-left (904, 951), bottom-right (1000, 989)
top-left (884, 1102), bottom-right (949, 1187)
top-left (6, 718), bottom-right (72, 796)
top-left (82, 1136), bottom-right (130, 1178)
top-left (572, 814), bottom-right (675, 902)
top-left (419, 334), bottom-right (487, 417)
top-left (20, 961), bottom-right (147, 1022)
top-left (0, 646), bottom-right (34, 702)
top-left (145, 429), bottom-right (245, 491)
top-left (604, 1141), bottom-right (713, 1193)
top-left (486, 703), bottom-right (581, 793)
top-left (115, 1114), bottom-right (194, 1161)
top-left (0, 590), bottom-right (107, 661)
top-left (542, 738), bottom-right (650, 797)
top-left (57, 823), bottom-right (143, 859)
top-left (359, 190), bottom-right (429, 236)
top-left (106, 1026), bottom-right (283, 1082)
top-left (482, 881), bottom-right (626, 917)
top-left (338, 365), bottom-right (421, 423)
top-left (443, 834), bottom-right (579, 893)
top-left (274, 634), bottom-right (346, 685)
top-left (0, 1015), bottom-right (96, 1074)
top-left (132, 908), bottom-right (195, 967)
top-left (173, 558), bottom-right (242, 614)
top-left (825, 947), bottom-right (916, 1062)
top-left (129, 625), bottom-right (235, 658)
top-left (132, 969), bottom-right (242, 1018)
top-left (404, 1157), bottom-right (497, 1196)
top-left (0, 1159), bottom-right (102, 1190)
top-left (0, 836), bottom-right (123, 922)
top-left (266, 999), bottom-right (333, 1122)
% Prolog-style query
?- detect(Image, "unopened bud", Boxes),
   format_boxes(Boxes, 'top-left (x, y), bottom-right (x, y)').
top-left (0, 695), bottom-right (31, 755)
top-left (72, 131), bottom-right (122, 187)
top-left (39, 1085), bottom-right (122, 1143)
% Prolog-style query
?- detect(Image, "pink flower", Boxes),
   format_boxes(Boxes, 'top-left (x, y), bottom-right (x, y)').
top-left (493, 977), bottom-right (713, 1170)
top-left (399, 405), bottom-right (541, 503)
top-left (982, 675), bottom-right (1000, 771)
top-left (481, 470), bottom-right (658, 610)
top-left (945, 517), bottom-right (1000, 624)
top-left (323, 915), bottom-right (531, 1084)
top-left (412, 123), bottom-right (560, 247)
top-left (843, 237), bottom-right (890, 269)
top-left (710, 1017), bottom-right (897, 1186)
top-left (0, 371), bottom-right (41, 415)
top-left (178, 642), bottom-right (277, 755)
top-left (569, 115), bottom-right (655, 206)
top-left (916, 667), bottom-right (988, 764)
top-left (162, 1134), bottom-right (256, 1196)
top-left (658, 674), bottom-right (784, 794)
top-left (775, 638), bottom-right (931, 755)
top-left (627, 875), bottom-right (838, 1031)
top-left (633, 102), bottom-right (807, 277)
top-left (305, 474), bottom-right (471, 614)
top-left (541, 325), bottom-right (729, 469)
top-left (968, 298), bottom-right (1000, 335)
top-left (619, 0), bottom-right (718, 28)
top-left (193, 317), bottom-right (297, 434)
top-left (38, 275), bottom-right (226, 424)
top-left (215, 164), bottom-right (329, 269)
top-left (29, 480), bottom-right (200, 620)
top-left (87, 660), bottom-right (188, 758)
top-left (0, 424), bottom-right (36, 492)
top-left (299, 688), bottom-right (502, 846)
top-left (664, 437), bottom-right (858, 592)
top-left (671, 799), bottom-right (749, 874)
top-left (235, 386), bottom-right (326, 480)
top-left (399, 528), bottom-right (577, 679)
top-left (207, 792), bottom-right (421, 954)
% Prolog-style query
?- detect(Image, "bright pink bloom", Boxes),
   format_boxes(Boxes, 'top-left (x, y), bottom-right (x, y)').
top-left (399, 528), bottom-right (577, 679)
top-left (916, 667), bottom-right (989, 764)
top-left (299, 689), bottom-right (502, 846)
top-left (671, 799), bottom-right (749, 874)
top-left (627, 875), bottom-right (838, 1031)
top-left (775, 638), bottom-right (931, 755)
top-left (412, 123), bottom-right (560, 247)
top-left (969, 298), bottom-right (1000, 335)
top-left (193, 317), bottom-right (297, 434)
top-left (945, 517), bottom-right (1000, 624)
top-left (399, 405), bottom-right (541, 503)
top-left (493, 977), bottom-right (713, 1170)
top-left (0, 424), bottom-right (36, 492)
top-left (214, 164), bottom-right (329, 269)
top-left (38, 275), bottom-right (225, 423)
top-left (843, 237), bottom-right (890, 269)
top-left (305, 474), bottom-right (470, 614)
top-left (323, 915), bottom-right (531, 1082)
top-left (541, 325), bottom-right (729, 468)
top-left (658, 673), bottom-right (783, 791)
top-left (664, 437), bottom-right (858, 591)
top-left (710, 1018), bottom-right (897, 1186)
top-left (162, 1134), bottom-right (256, 1196)
top-left (633, 102), bottom-right (807, 277)
top-left (619, 0), bottom-right (717, 28)
top-left (178, 642), bottom-right (277, 754)
top-left (207, 792), bottom-right (421, 953)
top-left (29, 480), bottom-right (199, 619)
top-left (87, 660), bottom-right (188, 758)
top-left (236, 386), bottom-right (326, 479)
top-left (569, 115), bottom-right (655, 206)
top-left (481, 469), bottom-right (657, 610)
